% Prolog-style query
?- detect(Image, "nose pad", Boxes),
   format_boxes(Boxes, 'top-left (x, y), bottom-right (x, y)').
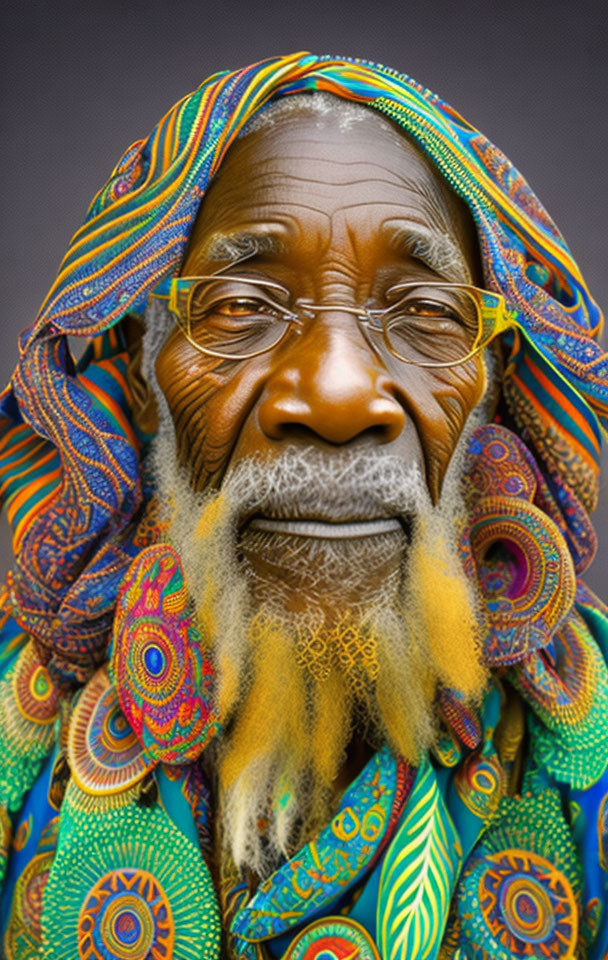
top-left (257, 325), bottom-right (407, 445)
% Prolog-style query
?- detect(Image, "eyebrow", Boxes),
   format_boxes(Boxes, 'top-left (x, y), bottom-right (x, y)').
top-left (204, 231), bottom-right (283, 263)
top-left (389, 225), bottom-right (471, 283)
top-left (204, 225), bottom-right (471, 283)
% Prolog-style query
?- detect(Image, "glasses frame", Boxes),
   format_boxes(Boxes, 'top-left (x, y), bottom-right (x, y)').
top-left (151, 273), bottom-right (515, 368)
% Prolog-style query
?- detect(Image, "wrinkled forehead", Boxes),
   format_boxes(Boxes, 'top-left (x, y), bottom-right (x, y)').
top-left (182, 94), bottom-right (481, 281)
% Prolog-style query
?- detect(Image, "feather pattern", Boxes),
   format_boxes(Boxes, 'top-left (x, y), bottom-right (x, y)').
top-left (377, 758), bottom-right (462, 960)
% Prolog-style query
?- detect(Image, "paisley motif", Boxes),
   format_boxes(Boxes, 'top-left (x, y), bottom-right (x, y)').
top-left (13, 640), bottom-right (58, 725)
top-left (453, 750), bottom-right (506, 823)
top-left (230, 747), bottom-right (408, 954)
top-left (438, 688), bottom-right (481, 750)
top-left (111, 544), bottom-right (220, 764)
top-left (0, 640), bottom-right (58, 812)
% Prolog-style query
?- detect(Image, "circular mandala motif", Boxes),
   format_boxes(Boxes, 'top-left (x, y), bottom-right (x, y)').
top-left (474, 849), bottom-right (577, 958)
top-left (283, 917), bottom-right (380, 960)
top-left (498, 872), bottom-right (554, 943)
top-left (78, 868), bottom-right (172, 960)
top-left (68, 667), bottom-right (153, 795)
top-left (13, 641), bottom-right (58, 724)
top-left (111, 545), bottom-right (220, 764)
top-left (42, 802), bottom-right (221, 960)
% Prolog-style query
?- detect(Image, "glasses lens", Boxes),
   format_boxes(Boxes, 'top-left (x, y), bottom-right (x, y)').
top-left (383, 285), bottom-right (482, 365)
top-left (183, 279), bottom-right (291, 358)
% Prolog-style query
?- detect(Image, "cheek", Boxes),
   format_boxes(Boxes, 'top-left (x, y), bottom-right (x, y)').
top-left (400, 359), bottom-right (487, 501)
top-left (433, 359), bottom-right (488, 436)
top-left (155, 335), bottom-right (269, 490)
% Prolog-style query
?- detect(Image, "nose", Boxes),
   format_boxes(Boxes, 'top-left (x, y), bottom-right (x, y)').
top-left (257, 318), bottom-right (407, 445)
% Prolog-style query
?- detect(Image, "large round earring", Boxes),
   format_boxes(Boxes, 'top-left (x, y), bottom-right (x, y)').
top-left (462, 425), bottom-right (576, 667)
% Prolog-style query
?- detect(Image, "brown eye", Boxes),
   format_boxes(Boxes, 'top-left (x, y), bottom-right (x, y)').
top-left (216, 298), bottom-right (273, 317)
top-left (403, 298), bottom-right (461, 322)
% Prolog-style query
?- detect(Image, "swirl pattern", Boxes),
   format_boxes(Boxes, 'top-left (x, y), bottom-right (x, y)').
top-left (453, 750), bottom-right (506, 823)
top-left (13, 642), bottom-right (58, 725)
top-left (468, 495), bottom-right (575, 665)
top-left (463, 849), bottom-right (578, 958)
top-left (462, 425), bottom-right (577, 666)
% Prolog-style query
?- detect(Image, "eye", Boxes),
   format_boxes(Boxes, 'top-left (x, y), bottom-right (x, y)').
top-left (401, 298), bottom-right (462, 322)
top-left (189, 294), bottom-right (285, 325)
top-left (214, 297), bottom-right (279, 318)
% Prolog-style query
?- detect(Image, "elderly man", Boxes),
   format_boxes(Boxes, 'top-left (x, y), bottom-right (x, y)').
top-left (0, 53), bottom-right (606, 960)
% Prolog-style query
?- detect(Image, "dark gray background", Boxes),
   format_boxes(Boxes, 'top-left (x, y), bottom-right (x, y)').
top-left (1, 0), bottom-right (606, 594)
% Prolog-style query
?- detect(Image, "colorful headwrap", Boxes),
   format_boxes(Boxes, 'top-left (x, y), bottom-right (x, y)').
top-left (0, 53), bottom-right (607, 960)
top-left (1, 51), bottom-right (606, 681)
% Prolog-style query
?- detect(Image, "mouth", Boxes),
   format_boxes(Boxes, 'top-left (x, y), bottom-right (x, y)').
top-left (244, 516), bottom-right (408, 540)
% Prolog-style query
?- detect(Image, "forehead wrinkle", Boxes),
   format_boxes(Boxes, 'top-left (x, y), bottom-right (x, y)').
top-left (221, 160), bottom-right (440, 194)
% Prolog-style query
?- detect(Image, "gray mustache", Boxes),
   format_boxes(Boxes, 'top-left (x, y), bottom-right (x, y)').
top-left (221, 447), bottom-right (429, 523)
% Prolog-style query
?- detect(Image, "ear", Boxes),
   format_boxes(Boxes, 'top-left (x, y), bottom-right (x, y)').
top-left (122, 315), bottom-right (159, 436)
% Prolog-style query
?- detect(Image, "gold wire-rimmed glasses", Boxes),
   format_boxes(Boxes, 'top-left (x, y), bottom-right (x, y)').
top-left (151, 273), bottom-right (514, 368)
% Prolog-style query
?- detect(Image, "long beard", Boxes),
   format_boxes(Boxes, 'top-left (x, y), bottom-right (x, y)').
top-left (150, 428), bottom-right (488, 875)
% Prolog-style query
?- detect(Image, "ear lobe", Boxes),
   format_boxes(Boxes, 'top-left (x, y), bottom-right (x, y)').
top-left (123, 315), bottom-right (159, 436)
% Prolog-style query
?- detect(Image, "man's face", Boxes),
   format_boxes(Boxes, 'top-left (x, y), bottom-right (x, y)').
top-left (150, 106), bottom-right (490, 856)
top-left (155, 106), bottom-right (487, 607)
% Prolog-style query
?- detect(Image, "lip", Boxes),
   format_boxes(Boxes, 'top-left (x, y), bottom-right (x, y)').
top-left (245, 517), bottom-right (404, 540)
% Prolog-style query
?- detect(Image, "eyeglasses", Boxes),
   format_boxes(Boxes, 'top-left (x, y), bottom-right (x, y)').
top-left (151, 273), bottom-right (514, 368)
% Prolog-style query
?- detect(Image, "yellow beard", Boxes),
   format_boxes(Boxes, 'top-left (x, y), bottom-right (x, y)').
top-left (166, 461), bottom-right (488, 873)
